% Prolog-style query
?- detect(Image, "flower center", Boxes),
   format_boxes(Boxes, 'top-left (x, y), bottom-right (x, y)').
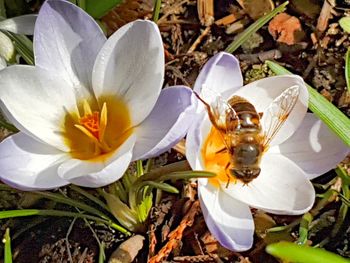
top-left (202, 127), bottom-right (235, 185)
top-left (62, 96), bottom-right (133, 161)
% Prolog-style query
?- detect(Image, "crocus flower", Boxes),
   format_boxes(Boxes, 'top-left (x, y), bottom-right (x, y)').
top-left (186, 52), bottom-right (350, 251)
top-left (0, 0), bottom-right (195, 190)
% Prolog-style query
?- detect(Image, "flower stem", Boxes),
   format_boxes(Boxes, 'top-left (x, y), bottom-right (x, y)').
top-left (152, 0), bottom-right (162, 23)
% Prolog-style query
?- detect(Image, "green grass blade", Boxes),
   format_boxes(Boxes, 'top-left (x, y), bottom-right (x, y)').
top-left (345, 48), bottom-right (350, 92)
top-left (0, 119), bottom-right (18, 132)
top-left (152, 0), bottom-right (161, 23)
top-left (266, 242), bottom-right (350, 263)
top-left (225, 1), bottom-right (288, 53)
top-left (85, 0), bottom-right (123, 18)
top-left (339, 17), bottom-right (350, 33)
top-left (266, 60), bottom-right (350, 147)
top-left (159, 170), bottom-right (216, 181)
top-left (0, 209), bottom-right (130, 235)
top-left (4, 228), bottom-right (12, 263)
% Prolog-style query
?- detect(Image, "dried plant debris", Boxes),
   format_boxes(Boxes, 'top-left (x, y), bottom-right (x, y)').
top-left (102, 0), bottom-right (153, 34)
top-left (38, 239), bottom-right (95, 263)
top-left (268, 12), bottom-right (305, 45)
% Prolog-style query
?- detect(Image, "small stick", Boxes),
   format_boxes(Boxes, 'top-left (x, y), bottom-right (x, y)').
top-left (148, 201), bottom-right (201, 263)
top-left (236, 49), bottom-right (282, 64)
top-left (187, 26), bottom-right (211, 53)
top-left (316, 0), bottom-right (333, 33)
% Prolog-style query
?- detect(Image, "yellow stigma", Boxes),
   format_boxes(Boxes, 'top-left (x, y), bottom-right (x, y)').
top-left (202, 127), bottom-right (236, 185)
top-left (62, 96), bottom-right (133, 162)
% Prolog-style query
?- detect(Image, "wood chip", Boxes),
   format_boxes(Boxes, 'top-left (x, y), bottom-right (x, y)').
top-left (197, 0), bottom-right (214, 26)
top-left (237, 0), bottom-right (274, 20)
top-left (316, 0), bottom-right (333, 33)
top-left (215, 14), bottom-right (241, 26)
top-left (108, 235), bottom-right (145, 263)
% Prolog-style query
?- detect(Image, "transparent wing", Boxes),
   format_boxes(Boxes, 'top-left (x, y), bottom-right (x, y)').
top-left (194, 89), bottom-right (239, 150)
top-left (262, 85), bottom-right (300, 148)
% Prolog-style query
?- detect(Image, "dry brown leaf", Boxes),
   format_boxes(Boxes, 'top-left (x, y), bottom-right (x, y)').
top-left (268, 13), bottom-right (305, 45)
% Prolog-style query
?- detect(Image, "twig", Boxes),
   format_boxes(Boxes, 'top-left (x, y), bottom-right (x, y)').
top-left (65, 217), bottom-right (78, 263)
top-left (316, 0), bottom-right (333, 33)
top-left (187, 26), bottom-right (211, 54)
top-left (157, 0), bottom-right (190, 24)
top-left (148, 201), bottom-right (201, 263)
top-left (236, 49), bottom-right (282, 64)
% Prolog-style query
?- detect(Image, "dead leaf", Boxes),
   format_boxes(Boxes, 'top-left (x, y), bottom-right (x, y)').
top-left (268, 13), bottom-right (305, 45)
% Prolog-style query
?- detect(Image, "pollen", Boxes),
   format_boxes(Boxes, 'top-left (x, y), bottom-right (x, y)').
top-left (62, 96), bottom-right (133, 161)
top-left (202, 127), bottom-right (236, 185)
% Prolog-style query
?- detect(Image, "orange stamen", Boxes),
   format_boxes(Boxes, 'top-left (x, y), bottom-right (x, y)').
top-left (79, 112), bottom-right (100, 139)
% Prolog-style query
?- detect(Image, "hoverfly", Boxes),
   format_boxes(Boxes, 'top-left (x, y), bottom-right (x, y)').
top-left (195, 85), bottom-right (300, 185)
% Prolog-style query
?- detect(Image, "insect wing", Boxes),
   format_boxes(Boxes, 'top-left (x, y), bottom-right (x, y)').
top-left (262, 85), bottom-right (300, 147)
top-left (194, 89), bottom-right (239, 150)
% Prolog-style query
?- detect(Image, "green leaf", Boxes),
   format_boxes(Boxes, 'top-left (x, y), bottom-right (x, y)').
top-left (0, 209), bottom-right (130, 234)
top-left (85, 0), bottom-right (123, 19)
top-left (339, 17), bottom-right (350, 33)
top-left (101, 190), bottom-right (140, 231)
top-left (159, 170), bottom-right (216, 181)
top-left (266, 242), bottom-right (350, 263)
top-left (345, 48), bottom-right (350, 92)
top-left (225, 1), bottom-right (288, 53)
top-left (266, 60), bottom-right (350, 147)
top-left (336, 166), bottom-right (350, 186)
top-left (152, 0), bottom-right (161, 22)
top-left (4, 228), bottom-right (12, 263)
top-left (2, 31), bottom-right (34, 65)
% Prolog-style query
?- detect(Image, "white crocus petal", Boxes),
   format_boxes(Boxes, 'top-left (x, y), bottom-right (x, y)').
top-left (199, 179), bottom-right (254, 251)
top-left (0, 66), bottom-right (78, 151)
top-left (34, 0), bottom-right (106, 99)
top-left (0, 15), bottom-right (37, 35)
top-left (269, 113), bottom-right (350, 180)
top-left (194, 52), bottom-right (243, 97)
top-left (0, 133), bottom-right (69, 190)
top-left (232, 75), bottom-right (308, 146)
top-left (186, 114), bottom-right (210, 170)
top-left (92, 20), bottom-right (164, 126)
top-left (58, 135), bottom-right (136, 187)
top-left (133, 86), bottom-right (197, 160)
top-left (0, 56), bottom-right (6, 70)
top-left (222, 154), bottom-right (315, 215)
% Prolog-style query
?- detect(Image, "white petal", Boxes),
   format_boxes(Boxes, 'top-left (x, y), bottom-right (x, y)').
top-left (231, 75), bottom-right (308, 146)
top-left (58, 135), bottom-right (136, 187)
top-left (133, 86), bottom-right (197, 160)
top-left (0, 15), bottom-right (37, 35)
top-left (92, 20), bottom-right (164, 126)
top-left (0, 66), bottom-right (78, 151)
top-left (185, 113), bottom-right (210, 170)
top-left (199, 179), bottom-right (254, 251)
top-left (0, 133), bottom-right (69, 190)
top-left (269, 113), bottom-right (350, 180)
top-left (34, 0), bottom-right (106, 99)
top-left (222, 154), bottom-right (315, 215)
top-left (194, 52), bottom-right (243, 96)
top-left (0, 56), bottom-right (7, 70)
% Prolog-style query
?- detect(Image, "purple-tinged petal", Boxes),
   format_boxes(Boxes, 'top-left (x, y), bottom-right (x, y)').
top-left (132, 86), bottom-right (197, 160)
top-left (34, 0), bottom-right (106, 99)
top-left (0, 133), bottom-right (69, 191)
top-left (269, 113), bottom-right (350, 180)
top-left (58, 135), bottom-right (136, 187)
top-left (194, 52), bottom-right (243, 96)
top-left (222, 154), bottom-right (315, 215)
top-left (199, 179), bottom-right (254, 251)
top-left (232, 75), bottom-right (308, 146)
top-left (0, 65), bottom-right (78, 151)
top-left (185, 113), bottom-right (210, 170)
top-left (92, 20), bottom-right (164, 126)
